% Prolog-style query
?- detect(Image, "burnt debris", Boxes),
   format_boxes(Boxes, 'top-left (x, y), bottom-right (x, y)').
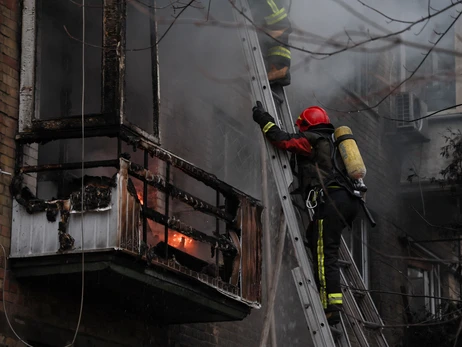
top-left (58, 210), bottom-right (75, 253)
top-left (11, 174), bottom-right (115, 253)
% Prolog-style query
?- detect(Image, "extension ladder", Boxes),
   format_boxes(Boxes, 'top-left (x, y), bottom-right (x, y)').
top-left (232, 1), bottom-right (389, 346)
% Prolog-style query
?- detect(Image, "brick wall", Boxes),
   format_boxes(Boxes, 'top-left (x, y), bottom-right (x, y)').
top-left (0, 2), bottom-right (166, 346)
top-left (0, 0), bottom-right (21, 342)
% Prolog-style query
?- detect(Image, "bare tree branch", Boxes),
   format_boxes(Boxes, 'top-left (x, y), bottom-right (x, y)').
top-left (356, 0), bottom-right (418, 24)
top-left (316, 10), bottom-right (462, 117)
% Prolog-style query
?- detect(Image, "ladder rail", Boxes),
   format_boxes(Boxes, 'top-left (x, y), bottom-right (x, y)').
top-left (339, 239), bottom-right (389, 347)
top-left (340, 270), bottom-right (371, 347)
top-left (232, 2), bottom-right (389, 347)
top-left (232, 1), bottom-right (337, 345)
top-left (336, 308), bottom-right (353, 347)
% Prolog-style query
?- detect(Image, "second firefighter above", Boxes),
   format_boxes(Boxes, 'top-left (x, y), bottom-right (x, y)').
top-left (249, 0), bottom-right (292, 86)
top-left (252, 102), bottom-right (363, 326)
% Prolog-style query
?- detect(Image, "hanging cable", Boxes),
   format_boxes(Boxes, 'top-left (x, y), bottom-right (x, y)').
top-left (1, 1), bottom-right (86, 346)
top-left (70, 0), bottom-right (87, 342)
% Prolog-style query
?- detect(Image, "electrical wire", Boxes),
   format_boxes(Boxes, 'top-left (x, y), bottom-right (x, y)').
top-left (1, 2), bottom-right (86, 346)
top-left (72, 0), bottom-right (86, 341)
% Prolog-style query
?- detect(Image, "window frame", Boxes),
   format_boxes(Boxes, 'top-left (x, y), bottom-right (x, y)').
top-left (343, 218), bottom-right (370, 288)
top-left (18, 0), bottom-right (160, 143)
top-left (407, 245), bottom-right (442, 315)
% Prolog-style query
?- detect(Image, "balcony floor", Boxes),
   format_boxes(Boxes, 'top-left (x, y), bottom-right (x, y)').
top-left (11, 251), bottom-right (251, 324)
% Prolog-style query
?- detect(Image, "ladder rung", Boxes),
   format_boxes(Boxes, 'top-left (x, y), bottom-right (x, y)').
top-left (352, 290), bottom-right (366, 298)
top-left (338, 259), bottom-right (351, 267)
top-left (271, 90), bottom-right (284, 103)
top-left (363, 321), bottom-right (383, 329)
top-left (330, 326), bottom-right (343, 336)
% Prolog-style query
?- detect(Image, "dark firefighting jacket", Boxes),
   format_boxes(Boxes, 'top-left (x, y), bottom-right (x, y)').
top-left (259, 120), bottom-right (353, 199)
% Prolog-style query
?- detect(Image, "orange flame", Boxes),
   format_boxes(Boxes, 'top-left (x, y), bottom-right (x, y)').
top-left (136, 192), bottom-right (144, 205)
top-left (169, 233), bottom-right (194, 250)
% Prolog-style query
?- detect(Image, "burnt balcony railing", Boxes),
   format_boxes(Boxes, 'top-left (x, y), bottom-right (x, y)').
top-left (11, 129), bottom-right (263, 315)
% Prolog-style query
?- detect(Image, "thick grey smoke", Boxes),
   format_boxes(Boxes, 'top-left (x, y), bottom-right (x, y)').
top-left (287, 0), bottom-right (461, 109)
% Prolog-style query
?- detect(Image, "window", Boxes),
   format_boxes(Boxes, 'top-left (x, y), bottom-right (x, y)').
top-left (35, 0), bottom-right (103, 119)
top-left (343, 219), bottom-right (369, 288)
top-left (19, 0), bottom-right (161, 199)
top-left (406, 241), bottom-right (443, 315)
top-left (407, 263), bottom-right (441, 315)
top-left (20, 0), bottom-right (159, 136)
top-left (347, 53), bottom-right (371, 102)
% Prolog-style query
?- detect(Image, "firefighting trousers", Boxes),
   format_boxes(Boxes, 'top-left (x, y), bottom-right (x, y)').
top-left (249, 0), bottom-right (292, 70)
top-left (308, 188), bottom-right (360, 311)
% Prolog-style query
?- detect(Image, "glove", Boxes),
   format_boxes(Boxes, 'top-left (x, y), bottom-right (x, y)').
top-left (252, 101), bottom-right (275, 127)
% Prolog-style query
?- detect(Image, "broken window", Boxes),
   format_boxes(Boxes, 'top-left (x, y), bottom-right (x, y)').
top-left (36, 0), bottom-right (103, 119)
top-left (125, 1), bottom-right (156, 135)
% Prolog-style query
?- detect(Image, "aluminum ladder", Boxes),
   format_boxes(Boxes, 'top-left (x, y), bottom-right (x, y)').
top-left (232, 1), bottom-right (389, 346)
top-left (232, 1), bottom-right (346, 345)
top-left (272, 83), bottom-right (389, 347)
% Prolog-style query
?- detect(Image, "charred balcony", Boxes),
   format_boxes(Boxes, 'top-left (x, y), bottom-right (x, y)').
top-left (15, 0), bottom-right (262, 323)
top-left (11, 138), bottom-right (262, 323)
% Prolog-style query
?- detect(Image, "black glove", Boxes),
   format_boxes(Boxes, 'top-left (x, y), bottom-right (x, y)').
top-left (252, 101), bottom-right (275, 127)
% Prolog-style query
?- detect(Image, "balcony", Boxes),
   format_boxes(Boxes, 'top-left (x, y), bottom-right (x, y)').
top-left (10, 135), bottom-right (262, 324)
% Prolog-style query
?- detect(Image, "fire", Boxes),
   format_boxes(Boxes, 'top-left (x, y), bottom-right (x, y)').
top-left (136, 192), bottom-right (144, 205)
top-left (169, 233), bottom-right (193, 250)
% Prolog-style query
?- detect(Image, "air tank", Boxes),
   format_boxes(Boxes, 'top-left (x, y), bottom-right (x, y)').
top-left (334, 126), bottom-right (366, 180)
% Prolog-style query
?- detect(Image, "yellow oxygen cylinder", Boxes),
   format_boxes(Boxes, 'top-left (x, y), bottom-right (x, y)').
top-left (334, 126), bottom-right (366, 180)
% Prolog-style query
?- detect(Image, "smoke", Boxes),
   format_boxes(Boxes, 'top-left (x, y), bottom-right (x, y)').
top-left (122, 2), bottom-right (462, 344)
top-left (286, 0), bottom-right (462, 111)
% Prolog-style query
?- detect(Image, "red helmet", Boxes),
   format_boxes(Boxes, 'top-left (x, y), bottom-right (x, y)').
top-left (295, 106), bottom-right (330, 132)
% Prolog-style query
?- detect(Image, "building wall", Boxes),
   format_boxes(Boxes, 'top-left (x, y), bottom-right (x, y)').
top-left (0, 1), bottom-right (164, 346)
top-left (0, 0), bottom-right (22, 343)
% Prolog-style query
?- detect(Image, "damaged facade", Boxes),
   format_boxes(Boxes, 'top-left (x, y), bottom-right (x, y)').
top-left (1, 0), bottom-right (462, 346)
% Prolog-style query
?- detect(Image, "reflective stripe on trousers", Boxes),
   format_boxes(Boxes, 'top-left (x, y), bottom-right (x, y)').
top-left (328, 293), bottom-right (343, 305)
top-left (317, 219), bottom-right (328, 309)
top-left (317, 219), bottom-right (343, 308)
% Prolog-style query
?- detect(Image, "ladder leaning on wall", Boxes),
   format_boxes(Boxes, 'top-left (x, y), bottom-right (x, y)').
top-left (231, 1), bottom-right (389, 346)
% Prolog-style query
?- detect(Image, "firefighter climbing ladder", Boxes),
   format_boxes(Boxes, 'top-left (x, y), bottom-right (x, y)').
top-left (232, 1), bottom-right (389, 346)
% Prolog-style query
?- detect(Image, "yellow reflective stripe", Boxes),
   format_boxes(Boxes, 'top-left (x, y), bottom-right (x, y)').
top-left (265, 8), bottom-right (287, 25)
top-left (328, 293), bottom-right (343, 305)
top-left (266, 0), bottom-right (279, 13)
top-left (312, 191), bottom-right (318, 202)
top-left (329, 293), bottom-right (343, 298)
top-left (262, 122), bottom-right (276, 133)
top-left (317, 219), bottom-right (327, 309)
top-left (266, 12), bottom-right (288, 25)
top-left (268, 46), bottom-right (291, 60)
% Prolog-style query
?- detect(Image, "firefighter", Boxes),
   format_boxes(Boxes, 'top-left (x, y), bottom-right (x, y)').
top-left (252, 102), bottom-right (361, 325)
top-left (249, 0), bottom-right (292, 86)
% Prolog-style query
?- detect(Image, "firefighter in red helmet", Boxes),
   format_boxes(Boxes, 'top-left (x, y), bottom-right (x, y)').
top-left (252, 102), bottom-right (361, 325)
